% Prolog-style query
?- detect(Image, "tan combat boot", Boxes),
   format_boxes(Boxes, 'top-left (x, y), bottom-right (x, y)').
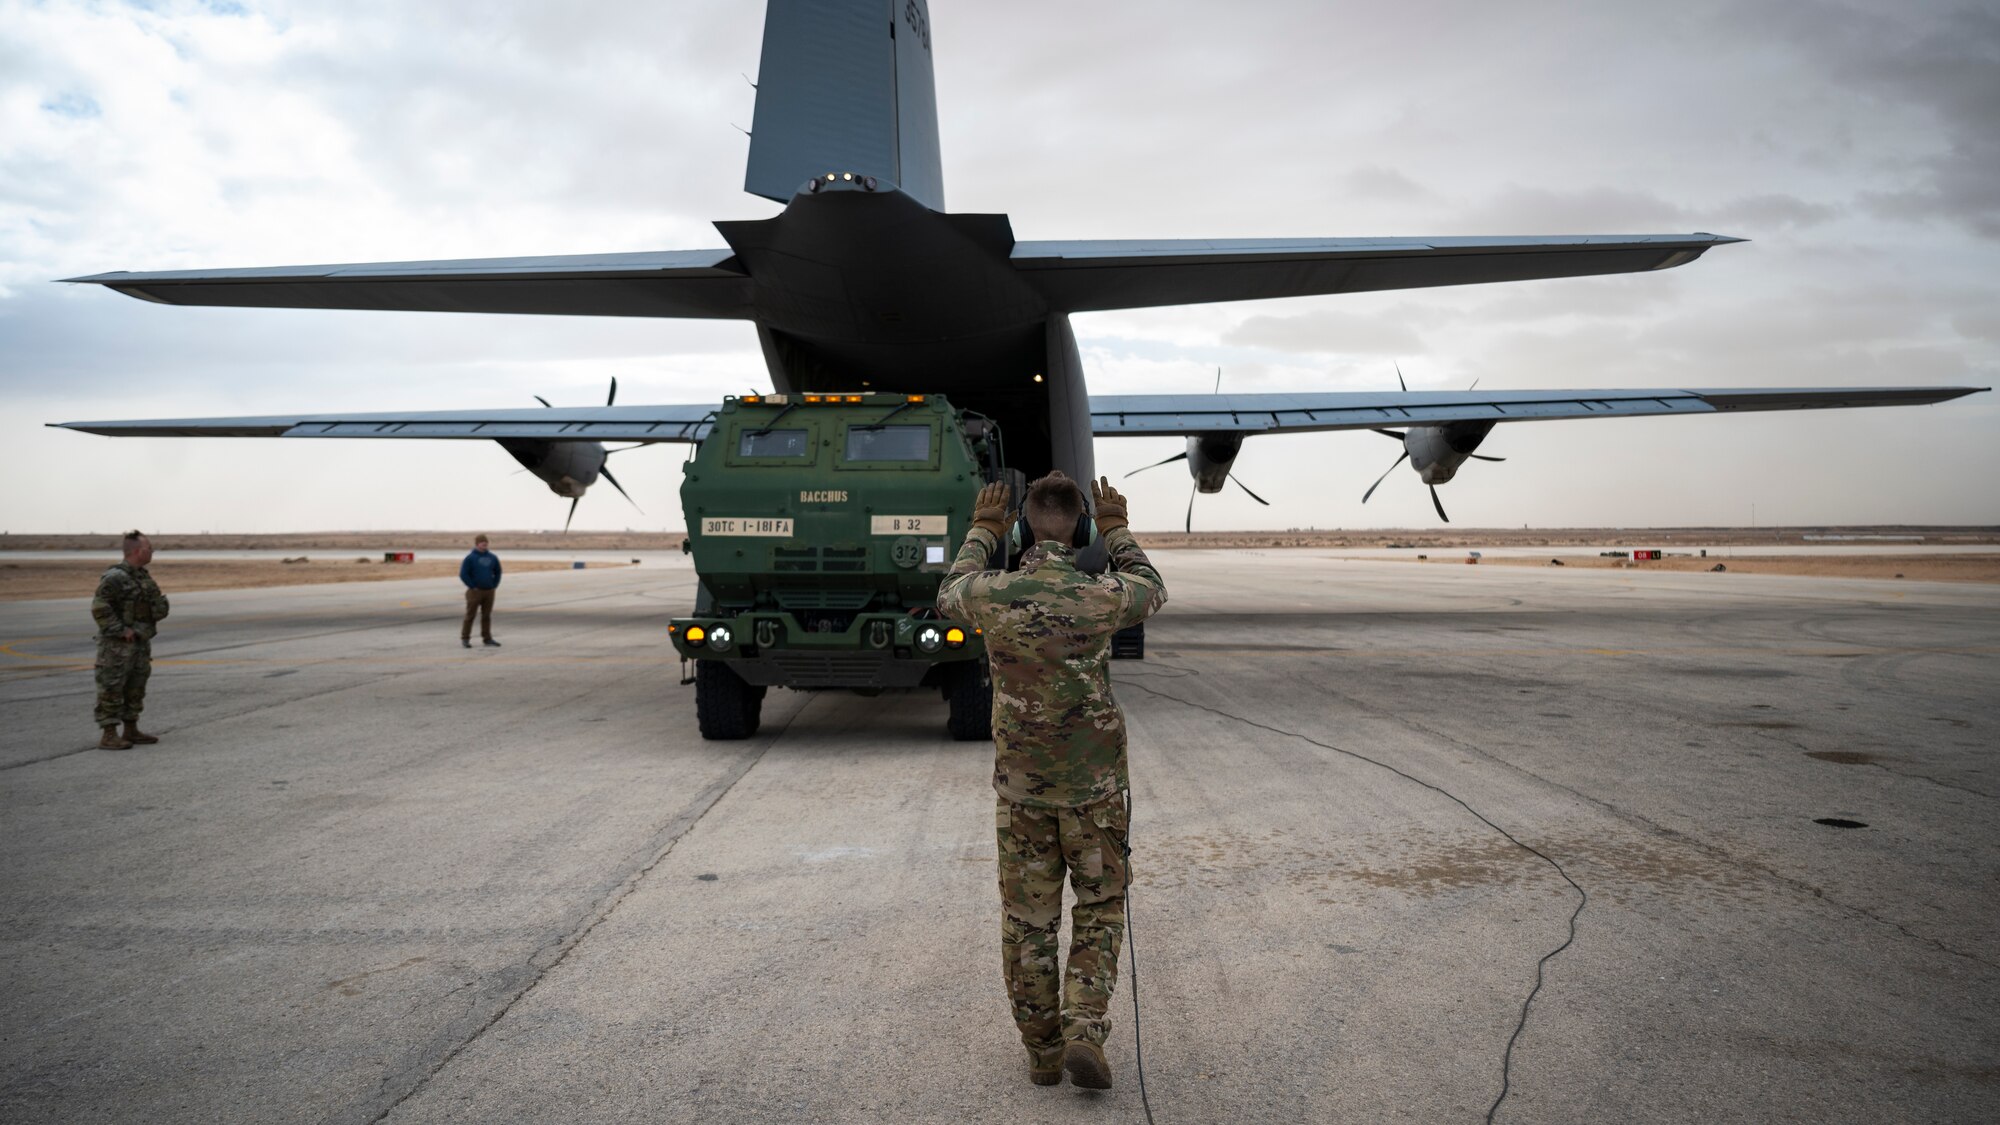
top-left (1063, 1039), bottom-right (1113, 1090)
top-left (1027, 1043), bottom-right (1065, 1086)
top-left (98, 726), bottom-right (132, 751)
top-left (122, 720), bottom-right (159, 745)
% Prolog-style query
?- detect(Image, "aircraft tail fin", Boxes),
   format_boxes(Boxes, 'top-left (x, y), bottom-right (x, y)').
top-left (745, 0), bottom-right (943, 210)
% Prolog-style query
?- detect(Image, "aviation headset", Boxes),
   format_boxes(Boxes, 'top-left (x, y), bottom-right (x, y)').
top-left (1004, 478), bottom-right (1100, 571)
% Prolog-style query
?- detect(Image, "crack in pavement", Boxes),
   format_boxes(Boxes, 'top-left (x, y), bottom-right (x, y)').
top-left (1116, 675), bottom-right (1584, 1125)
top-left (1288, 669), bottom-right (2000, 971)
top-left (343, 695), bottom-right (803, 1125)
top-left (1760, 729), bottom-right (1999, 802)
top-left (1881, 767), bottom-right (1999, 801)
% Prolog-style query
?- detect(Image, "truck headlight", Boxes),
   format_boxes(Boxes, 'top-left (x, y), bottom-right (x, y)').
top-left (685, 625), bottom-right (707, 647)
top-left (944, 626), bottom-right (966, 649)
top-left (916, 625), bottom-right (943, 653)
top-left (708, 625), bottom-right (733, 652)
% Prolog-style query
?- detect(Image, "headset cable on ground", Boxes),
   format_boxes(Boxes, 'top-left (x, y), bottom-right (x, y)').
top-left (1117, 674), bottom-right (1586, 1125)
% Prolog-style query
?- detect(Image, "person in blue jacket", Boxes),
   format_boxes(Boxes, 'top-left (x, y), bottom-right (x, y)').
top-left (459, 534), bottom-right (503, 648)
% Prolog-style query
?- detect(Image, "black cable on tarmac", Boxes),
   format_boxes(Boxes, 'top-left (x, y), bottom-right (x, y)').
top-left (1116, 677), bottom-right (1586, 1125)
top-left (1122, 788), bottom-right (1158, 1125)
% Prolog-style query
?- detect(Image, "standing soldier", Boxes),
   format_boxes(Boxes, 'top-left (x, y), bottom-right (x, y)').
top-left (937, 471), bottom-right (1167, 1090)
top-left (459, 534), bottom-right (503, 648)
top-left (91, 530), bottom-right (170, 750)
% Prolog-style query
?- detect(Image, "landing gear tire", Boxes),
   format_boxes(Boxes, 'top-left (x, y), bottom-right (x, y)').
top-left (944, 659), bottom-right (992, 742)
top-left (696, 661), bottom-right (764, 740)
top-left (1111, 622), bottom-right (1145, 659)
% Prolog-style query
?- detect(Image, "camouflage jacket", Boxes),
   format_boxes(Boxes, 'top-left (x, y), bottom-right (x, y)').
top-left (92, 562), bottom-right (170, 641)
top-left (937, 526), bottom-right (1167, 808)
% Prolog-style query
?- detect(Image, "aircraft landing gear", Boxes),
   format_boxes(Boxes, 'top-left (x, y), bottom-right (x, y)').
top-left (695, 661), bottom-right (765, 740)
top-left (943, 658), bottom-right (992, 742)
top-left (1111, 622), bottom-right (1145, 659)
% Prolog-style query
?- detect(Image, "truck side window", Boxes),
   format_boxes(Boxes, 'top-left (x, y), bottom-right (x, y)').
top-left (844, 425), bottom-right (931, 462)
top-left (738, 428), bottom-right (809, 458)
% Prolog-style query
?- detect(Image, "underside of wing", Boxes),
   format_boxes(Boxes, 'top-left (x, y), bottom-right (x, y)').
top-left (1014, 234), bottom-right (1744, 313)
top-left (1089, 386), bottom-right (1987, 435)
top-left (63, 250), bottom-right (755, 319)
top-left (50, 404), bottom-right (719, 443)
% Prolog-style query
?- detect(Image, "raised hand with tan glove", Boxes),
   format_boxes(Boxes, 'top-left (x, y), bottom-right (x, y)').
top-left (971, 479), bottom-right (1013, 540)
top-left (1091, 476), bottom-right (1129, 533)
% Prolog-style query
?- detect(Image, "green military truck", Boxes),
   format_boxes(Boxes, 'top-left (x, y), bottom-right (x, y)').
top-left (669, 392), bottom-right (1026, 741)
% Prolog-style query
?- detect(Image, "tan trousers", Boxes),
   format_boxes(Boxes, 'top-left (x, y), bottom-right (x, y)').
top-left (462, 588), bottom-right (496, 641)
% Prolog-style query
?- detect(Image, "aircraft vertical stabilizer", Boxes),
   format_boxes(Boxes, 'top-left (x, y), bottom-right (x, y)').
top-left (745, 0), bottom-right (944, 210)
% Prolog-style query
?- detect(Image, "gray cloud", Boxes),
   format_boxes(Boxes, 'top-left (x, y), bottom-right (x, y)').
top-left (1337, 166), bottom-right (1431, 201)
top-left (2, 0), bottom-right (1995, 531)
top-left (1226, 311), bottom-right (1426, 356)
top-left (1702, 193), bottom-right (1842, 232)
top-left (1470, 273), bottom-right (1690, 324)
top-left (1739, 1), bottom-right (2000, 239)
top-left (1952, 307), bottom-right (2000, 344)
top-left (1448, 185), bottom-right (1691, 235)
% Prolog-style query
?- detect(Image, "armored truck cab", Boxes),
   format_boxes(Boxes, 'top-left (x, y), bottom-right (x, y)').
top-left (670, 393), bottom-right (1011, 741)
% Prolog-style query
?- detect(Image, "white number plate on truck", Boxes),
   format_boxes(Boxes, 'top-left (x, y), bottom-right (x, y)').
top-left (871, 515), bottom-right (947, 535)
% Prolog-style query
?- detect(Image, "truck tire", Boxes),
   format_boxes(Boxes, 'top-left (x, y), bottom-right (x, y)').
top-left (696, 661), bottom-right (759, 740)
top-left (944, 659), bottom-right (992, 742)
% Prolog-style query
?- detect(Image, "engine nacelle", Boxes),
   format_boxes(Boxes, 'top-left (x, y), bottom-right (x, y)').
top-left (1403, 421), bottom-right (1495, 485)
top-left (1186, 431), bottom-right (1244, 493)
top-left (498, 439), bottom-right (607, 499)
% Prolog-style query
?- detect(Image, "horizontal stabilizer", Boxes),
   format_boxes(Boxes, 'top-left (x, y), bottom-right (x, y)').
top-left (1015, 233), bottom-right (1744, 312)
top-left (51, 404), bottom-right (720, 443)
top-left (63, 250), bottom-right (753, 319)
top-left (1089, 386), bottom-right (1987, 435)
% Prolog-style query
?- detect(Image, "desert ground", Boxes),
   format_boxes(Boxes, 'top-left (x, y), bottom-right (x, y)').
top-left (0, 558), bottom-right (613, 602)
top-left (1463, 553), bottom-right (2000, 583)
top-left (5, 525), bottom-right (1997, 554)
top-left (2, 527), bottom-right (1994, 600)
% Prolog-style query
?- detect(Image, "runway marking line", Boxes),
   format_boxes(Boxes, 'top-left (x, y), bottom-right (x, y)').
top-left (0, 637), bottom-right (89, 669)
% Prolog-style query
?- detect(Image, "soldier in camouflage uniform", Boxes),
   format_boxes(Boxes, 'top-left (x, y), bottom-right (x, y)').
top-left (937, 471), bottom-right (1167, 1090)
top-left (91, 530), bottom-right (171, 750)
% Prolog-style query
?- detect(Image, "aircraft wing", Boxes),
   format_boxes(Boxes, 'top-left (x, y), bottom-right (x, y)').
top-left (54, 386), bottom-right (1985, 443)
top-left (1088, 386), bottom-right (1987, 435)
top-left (50, 405), bottom-right (719, 442)
top-left (1014, 234), bottom-right (1743, 312)
top-left (62, 250), bottom-right (754, 319)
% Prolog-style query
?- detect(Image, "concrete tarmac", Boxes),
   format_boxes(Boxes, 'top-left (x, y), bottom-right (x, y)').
top-left (2, 552), bottom-right (1994, 1123)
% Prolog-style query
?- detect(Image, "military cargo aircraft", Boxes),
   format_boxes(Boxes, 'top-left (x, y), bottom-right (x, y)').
top-left (51, 0), bottom-right (1985, 521)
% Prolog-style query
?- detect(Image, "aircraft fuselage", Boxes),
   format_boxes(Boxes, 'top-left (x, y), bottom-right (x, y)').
top-left (718, 181), bottom-right (1087, 484)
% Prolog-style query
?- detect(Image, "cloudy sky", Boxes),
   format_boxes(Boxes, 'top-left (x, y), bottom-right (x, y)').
top-left (2, 0), bottom-right (1995, 534)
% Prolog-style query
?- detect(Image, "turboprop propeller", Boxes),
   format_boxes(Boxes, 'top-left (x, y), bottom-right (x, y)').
top-left (503, 376), bottom-right (642, 531)
top-left (1125, 368), bottom-right (1270, 531)
top-left (1358, 364), bottom-right (1504, 523)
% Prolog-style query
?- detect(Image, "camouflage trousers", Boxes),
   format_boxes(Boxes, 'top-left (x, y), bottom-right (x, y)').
top-left (996, 792), bottom-right (1129, 1053)
top-left (94, 637), bottom-right (152, 727)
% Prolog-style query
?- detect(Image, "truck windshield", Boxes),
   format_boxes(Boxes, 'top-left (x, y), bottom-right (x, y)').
top-left (738, 428), bottom-right (809, 458)
top-left (844, 425), bottom-right (930, 462)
